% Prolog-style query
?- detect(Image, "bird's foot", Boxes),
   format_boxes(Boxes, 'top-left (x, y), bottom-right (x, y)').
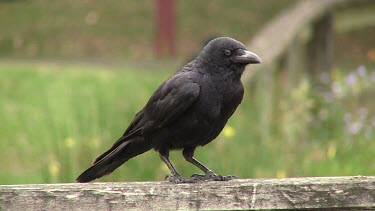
top-left (165, 174), bottom-right (200, 184)
top-left (190, 171), bottom-right (237, 182)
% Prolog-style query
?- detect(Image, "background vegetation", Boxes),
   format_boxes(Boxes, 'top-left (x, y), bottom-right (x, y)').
top-left (0, 0), bottom-right (374, 184)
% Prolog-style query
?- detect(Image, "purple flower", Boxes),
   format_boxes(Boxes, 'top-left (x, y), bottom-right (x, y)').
top-left (331, 82), bottom-right (342, 96)
top-left (347, 122), bottom-right (362, 135)
top-left (346, 72), bottom-right (357, 86)
top-left (357, 65), bottom-right (366, 77)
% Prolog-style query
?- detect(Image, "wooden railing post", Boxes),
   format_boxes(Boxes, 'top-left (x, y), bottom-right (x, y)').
top-left (307, 12), bottom-right (334, 90)
top-left (155, 0), bottom-right (176, 57)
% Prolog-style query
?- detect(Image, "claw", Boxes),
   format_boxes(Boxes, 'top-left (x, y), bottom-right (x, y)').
top-left (190, 171), bottom-right (237, 181)
top-left (165, 175), bottom-right (200, 183)
top-left (223, 175), bottom-right (237, 181)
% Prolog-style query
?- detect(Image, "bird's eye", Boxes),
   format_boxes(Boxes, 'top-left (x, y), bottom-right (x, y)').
top-left (224, 50), bottom-right (231, 56)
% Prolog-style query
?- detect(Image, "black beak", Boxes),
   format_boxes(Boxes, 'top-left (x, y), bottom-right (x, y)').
top-left (232, 50), bottom-right (262, 64)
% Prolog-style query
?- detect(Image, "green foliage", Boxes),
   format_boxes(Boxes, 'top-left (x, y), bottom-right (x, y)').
top-left (0, 0), bottom-right (295, 59)
top-left (0, 61), bottom-right (374, 184)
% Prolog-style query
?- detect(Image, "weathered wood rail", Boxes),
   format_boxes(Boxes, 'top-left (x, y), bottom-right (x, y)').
top-left (1, 176), bottom-right (375, 210)
top-left (243, 0), bottom-right (375, 141)
top-left (244, 0), bottom-right (375, 82)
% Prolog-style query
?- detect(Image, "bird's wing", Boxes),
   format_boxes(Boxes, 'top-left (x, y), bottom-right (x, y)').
top-left (100, 72), bottom-right (200, 155)
top-left (82, 71), bottom-right (201, 177)
top-left (141, 72), bottom-right (201, 135)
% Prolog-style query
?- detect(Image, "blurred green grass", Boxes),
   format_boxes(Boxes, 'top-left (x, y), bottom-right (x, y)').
top-left (0, 61), bottom-right (173, 183)
top-left (1, 61), bottom-right (374, 184)
top-left (0, 0), bottom-right (296, 60)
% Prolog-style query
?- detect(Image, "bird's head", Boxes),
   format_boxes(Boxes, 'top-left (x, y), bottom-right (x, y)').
top-left (198, 37), bottom-right (261, 75)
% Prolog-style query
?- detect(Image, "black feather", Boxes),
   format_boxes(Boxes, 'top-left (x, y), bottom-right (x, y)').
top-left (76, 37), bottom-right (261, 182)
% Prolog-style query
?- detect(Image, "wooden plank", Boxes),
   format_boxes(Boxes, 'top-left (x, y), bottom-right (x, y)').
top-left (1, 176), bottom-right (375, 210)
top-left (244, 0), bottom-right (351, 81)
top-left (307, 12), bottom-right (334, 90)
top-left (335, 1), bottom-right (375, 32)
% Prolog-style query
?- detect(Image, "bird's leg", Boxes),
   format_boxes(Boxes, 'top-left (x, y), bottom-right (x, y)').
top-left (182, 147), bottom-right (236, 181)
top-left (159, 149), bottom-right (198, 183)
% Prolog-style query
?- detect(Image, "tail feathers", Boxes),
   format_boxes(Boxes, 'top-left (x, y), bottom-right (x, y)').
top-left (93, 128), bottom-right (142, 164)
top-left (76, 141), bottom-right (131, 183)
top-left (76, 136), bottom-right (152, 183)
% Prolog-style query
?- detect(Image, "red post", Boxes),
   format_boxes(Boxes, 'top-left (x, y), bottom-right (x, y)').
top-left (155, 0), bottom-right (176, 57)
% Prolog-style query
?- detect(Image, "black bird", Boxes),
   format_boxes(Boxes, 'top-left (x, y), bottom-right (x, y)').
top-left (76, 37), bottom-right (261, 183)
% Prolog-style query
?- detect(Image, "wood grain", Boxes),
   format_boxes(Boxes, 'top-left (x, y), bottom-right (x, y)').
top-left (1, 176), bottom-right (375, 210)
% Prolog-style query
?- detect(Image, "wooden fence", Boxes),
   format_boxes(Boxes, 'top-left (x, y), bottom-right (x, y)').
top-left (244, 0), bottom-right (375, 141)
top-left (1, 176), bottom-right (375, 210)
top-left (244, 0), bottom-right (375, 84)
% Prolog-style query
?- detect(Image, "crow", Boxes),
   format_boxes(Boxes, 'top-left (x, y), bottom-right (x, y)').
top-left (76, 37), bottom-right (261, 183)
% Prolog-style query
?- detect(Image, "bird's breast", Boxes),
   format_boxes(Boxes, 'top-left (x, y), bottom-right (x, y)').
top-left (200, 77), bottom-right (243, 116)
top-left (156, 75), bottom-right (244, 149)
